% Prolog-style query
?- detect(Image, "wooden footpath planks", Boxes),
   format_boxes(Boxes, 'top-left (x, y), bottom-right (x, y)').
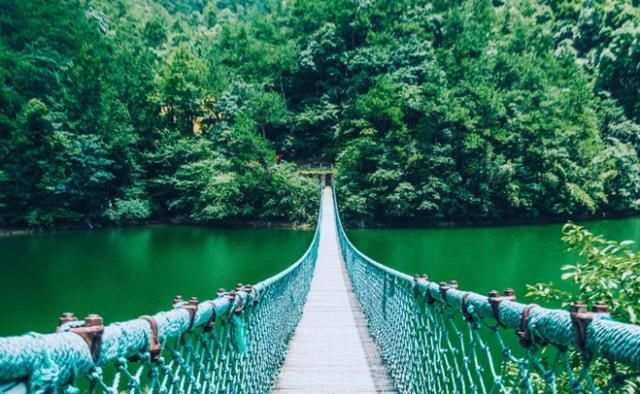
top-left (273, 187), bottom-right (395, 393)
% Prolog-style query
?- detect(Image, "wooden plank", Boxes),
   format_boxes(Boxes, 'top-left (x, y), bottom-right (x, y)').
top-left (273, 188), bottom-right (395, 393)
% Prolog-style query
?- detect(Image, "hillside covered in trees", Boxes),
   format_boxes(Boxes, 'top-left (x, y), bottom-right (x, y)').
top-left (1, 0), bottom-right (640, 227)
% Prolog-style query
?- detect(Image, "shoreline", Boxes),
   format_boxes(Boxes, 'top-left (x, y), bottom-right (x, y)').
top-left (340, 210), bottom-right (640, 230)
top-left (0, 218), bottom-right (315, 237)
top-left (2, 210), bottom-right (638, 237)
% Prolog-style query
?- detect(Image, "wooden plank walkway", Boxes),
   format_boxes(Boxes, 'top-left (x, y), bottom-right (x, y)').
top-left (273, 187), bottom-right (395, 393)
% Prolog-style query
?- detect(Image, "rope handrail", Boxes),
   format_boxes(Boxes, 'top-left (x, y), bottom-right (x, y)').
top-left (333, 186), bottom-right (640, 392)
top-left (0, 191), bottom-right (323, 393)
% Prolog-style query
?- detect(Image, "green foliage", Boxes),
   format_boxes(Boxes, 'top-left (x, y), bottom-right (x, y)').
top-left (105, 198), bottom-right (151, 223)
top-left (0, 0), bottom-right (319, 227)
top-left (527, 223), bottom-right (640, 324)
top-left (1, 0), bottom-right (639, 228)
top-left (262, 163), bottom-right (319, 223)
top-left (154, 46), bottom-right (206, 134)
top-left (525, 224), bottom-right (640, 394)
top-left (331, 0), bottom-right (640, 225)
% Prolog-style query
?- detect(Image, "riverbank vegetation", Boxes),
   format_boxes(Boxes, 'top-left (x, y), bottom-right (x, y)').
top-left (527, 223), bottom-right (640, 388)
top-left (332, 0), bottom-right (640, 224)
top-left (528, 223), bottom-right (640, 324)
top-left (1, 0), bottom-right (639, 228)
top-left (0, 0), bottom-right (320, 227)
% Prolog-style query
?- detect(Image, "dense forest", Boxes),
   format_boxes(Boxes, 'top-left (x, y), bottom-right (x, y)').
top-left (1, 0), bottom-right (639, 227)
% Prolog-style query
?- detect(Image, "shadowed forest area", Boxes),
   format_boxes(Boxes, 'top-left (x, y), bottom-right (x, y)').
top-left (1, 0), bottom-right (640, 227)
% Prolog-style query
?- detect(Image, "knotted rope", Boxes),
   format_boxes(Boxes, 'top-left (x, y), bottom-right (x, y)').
top-left (334, 186), bottom-right (640, 393)
top-left (0, 192), bottom-right (322, 393)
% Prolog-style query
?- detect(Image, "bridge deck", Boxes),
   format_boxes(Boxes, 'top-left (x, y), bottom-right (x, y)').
top-left (273, 187), bottom-right (394, 393)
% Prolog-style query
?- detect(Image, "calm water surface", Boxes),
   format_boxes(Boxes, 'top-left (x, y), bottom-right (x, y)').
top-left (0, 225), bottom-right (313, 336)
top-left (2, 216), bottom-right (640, 336)
top-left (347, 217), bottom-right (640, 303)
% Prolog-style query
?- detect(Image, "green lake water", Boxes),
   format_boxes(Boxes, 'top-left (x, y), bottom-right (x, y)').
top-left (0, 225), bottom-right (313, 336)
top-left (1, 216), bottom-right (639, 337)
top-left (347, 216), bottom-right (640, 304)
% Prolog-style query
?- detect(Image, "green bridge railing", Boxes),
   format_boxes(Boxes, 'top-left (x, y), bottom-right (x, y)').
top-left (333, 187), bottom-right (640, 393)
top-left (0, 194), bottom-right (322, 394)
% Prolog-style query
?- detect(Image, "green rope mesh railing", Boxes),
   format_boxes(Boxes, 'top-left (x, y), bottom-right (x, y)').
top-left (333, 187), bottom-right (640, 393)
top-left (0, 195), bottom-right (321, 394)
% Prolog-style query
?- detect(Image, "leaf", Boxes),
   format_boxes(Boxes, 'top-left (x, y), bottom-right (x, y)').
top-left (627, 307), bottom-right (637, 324)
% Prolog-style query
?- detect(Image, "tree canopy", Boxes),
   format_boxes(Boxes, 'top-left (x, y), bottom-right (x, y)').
top-left (1, 0), bottom-right (639, 227)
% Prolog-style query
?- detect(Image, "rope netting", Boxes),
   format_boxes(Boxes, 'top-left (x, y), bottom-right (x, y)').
top-left (333, 188), bottom-right (640, 393)
top-left (0, 196), bottom-right (321, 394)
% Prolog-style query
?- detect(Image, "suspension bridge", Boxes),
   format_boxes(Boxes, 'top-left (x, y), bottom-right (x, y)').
top-left (1, 185), bottom-right (640, 393)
